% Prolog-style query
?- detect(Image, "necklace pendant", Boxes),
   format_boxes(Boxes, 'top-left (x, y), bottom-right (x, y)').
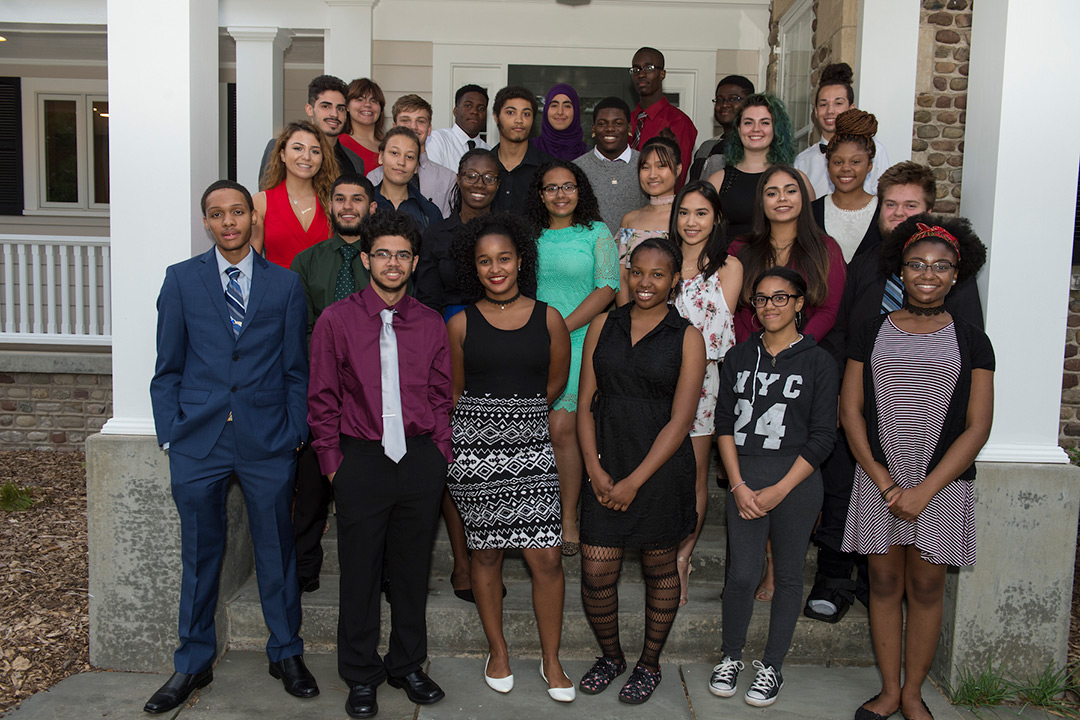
top-left (771, 356), bottom-right (776, 367)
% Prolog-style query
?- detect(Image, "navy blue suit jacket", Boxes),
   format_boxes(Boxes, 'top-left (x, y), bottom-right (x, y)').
top-left (150, 247), bottom-right (309, 461)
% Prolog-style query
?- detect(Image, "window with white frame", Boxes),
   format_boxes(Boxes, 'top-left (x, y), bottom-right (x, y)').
top-left (777, 0), bottom-right (814, 152)
top-left (21, 79), bottom-right (109, 215)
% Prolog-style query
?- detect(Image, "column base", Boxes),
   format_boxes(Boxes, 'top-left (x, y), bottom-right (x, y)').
top-left (932, 461), bottom-right (1080, 689)
top-left (86, 433), bottom-right (254, 672)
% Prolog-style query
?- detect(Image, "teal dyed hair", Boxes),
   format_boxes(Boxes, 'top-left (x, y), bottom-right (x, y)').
top-left (724, 93), bottom-right (797, 167)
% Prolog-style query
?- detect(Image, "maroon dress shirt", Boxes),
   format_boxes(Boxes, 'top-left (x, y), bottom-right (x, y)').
top-left (631, 96), bottom-right (698, 189)
top-left (307, 284), bottom-right (452, 475)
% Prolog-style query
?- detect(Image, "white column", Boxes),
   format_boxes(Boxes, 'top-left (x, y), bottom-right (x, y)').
top-left (854, 0), bottom-right (920, 163)
top-left (961, 0), bottom-right (1080, 463)
top-left (228, 26), bottom-right (292, 194)
top-left (324, 0), bottom-right (379, 81)
top-left (102, 0), bottom-right (219, 436)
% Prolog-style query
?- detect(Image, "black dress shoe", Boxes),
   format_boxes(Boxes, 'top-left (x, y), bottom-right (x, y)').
top-left (387, 669), bottom-right (445, 704)
top-left (268, 655), bottom-right (319, 698)
top-left (143, 668), bottom-right (213, 714)
top-left (299, 576), bottom-right (320, 593)
top-left (346, 683), bottom-right (378, 718)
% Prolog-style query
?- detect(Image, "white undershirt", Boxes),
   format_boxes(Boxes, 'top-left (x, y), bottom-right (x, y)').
top-left (824, 194), bottom-right (878, 263)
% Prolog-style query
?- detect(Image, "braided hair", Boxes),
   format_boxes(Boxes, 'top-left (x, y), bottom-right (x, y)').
top-left (826, 108), bottom-right (877, 160)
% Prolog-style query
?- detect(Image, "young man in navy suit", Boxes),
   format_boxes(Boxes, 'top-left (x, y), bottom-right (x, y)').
top-left (146, 180), bottom-right (317, 714)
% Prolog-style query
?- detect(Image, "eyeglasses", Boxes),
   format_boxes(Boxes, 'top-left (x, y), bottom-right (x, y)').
top-left (629, 64), bottom-right (660, 76)
top-left (750, 292), bottom-right (802, 308)
top-left (369, 249), bottom-right (414, 262)
top-left (714, 95), bottom-right (744, 105)
top-left (459, 170), bottom-right (499, 186)
top-left (541, 182), bottom-right (578, 197)
top-left (902, 261), bottom-right (956, 274)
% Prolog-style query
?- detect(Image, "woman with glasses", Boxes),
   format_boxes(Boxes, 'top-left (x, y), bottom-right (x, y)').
top-left (614, 136), bottom-right (681, 306)
top-left (253, 120), bottom-right (337, 268)
top-left (709, 267), bottom-right (838, 709)
top-left (842, 216), bottom-right (992, 720)
top-left (340, 77), bottom-right (386, 175)
top-left (706, 93), bottom-right (813, 240)
top-left (417, 149), bottom-right (502, 321)
top-left (525, 159), bottom-right (619, 556)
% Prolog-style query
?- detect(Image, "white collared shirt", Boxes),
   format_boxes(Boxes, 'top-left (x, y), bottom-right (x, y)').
top-left (215, 246), bottom-right (253, 302)
top-left (426, 124), bottom-right (491, 172)
top-left (593, 145), bottom-right (633, 164)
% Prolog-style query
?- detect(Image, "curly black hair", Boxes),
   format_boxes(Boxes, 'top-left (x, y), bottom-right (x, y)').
top-left (451, 213), bottom-right (540, 303)
top-left (628, 236), bottom-right (683, 277)
top-left (879, 212), bottom-right (986, 282)
top-left (359, 208), bottom-right (422, 254)
top-left (523, 159), bottom-right (604, 231)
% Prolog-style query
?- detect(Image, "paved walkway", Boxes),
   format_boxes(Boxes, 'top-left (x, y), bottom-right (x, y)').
top-left (5, 651), bottom-right (1056, 720)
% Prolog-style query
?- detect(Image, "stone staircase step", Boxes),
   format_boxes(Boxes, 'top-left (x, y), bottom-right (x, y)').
top-left (226, 574), bottom-right (872, 667)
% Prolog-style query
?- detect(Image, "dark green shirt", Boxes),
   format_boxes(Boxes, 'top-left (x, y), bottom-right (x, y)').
top-left (290, 234), bottom-right (370, 337)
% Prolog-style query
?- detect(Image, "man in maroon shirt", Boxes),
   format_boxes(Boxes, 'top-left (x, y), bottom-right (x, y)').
top-left (629, 46), bottom-right (698, 188)
top-left (307, 209), bottom-right (452, 719)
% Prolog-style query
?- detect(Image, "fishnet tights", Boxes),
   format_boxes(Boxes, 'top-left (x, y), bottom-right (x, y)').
top-left (581, 543), bottom-right (681, 671)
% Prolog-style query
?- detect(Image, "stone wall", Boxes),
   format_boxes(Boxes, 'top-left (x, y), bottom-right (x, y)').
top-left (0, 352), bottom-right (112, 451)
top-left (1061, 270), bottom-right (1080, 446)
top-left (912, 0), bottom-right (972, 215)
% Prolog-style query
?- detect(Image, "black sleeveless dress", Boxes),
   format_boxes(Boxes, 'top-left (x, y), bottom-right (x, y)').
top-left (719, 166), bottom-right (764, 240)
top-left (580, 304), bottom-right (697, 549)
top-left (448, 302), bottom-right (562, 549)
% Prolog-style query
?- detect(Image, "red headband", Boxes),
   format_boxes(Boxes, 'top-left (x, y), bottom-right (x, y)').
top-left (903, 222), bottom-right (961, 261)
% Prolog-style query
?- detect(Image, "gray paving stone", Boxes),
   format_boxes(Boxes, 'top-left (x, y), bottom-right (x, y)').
top-left (4, 669), bottom-right (171, 720)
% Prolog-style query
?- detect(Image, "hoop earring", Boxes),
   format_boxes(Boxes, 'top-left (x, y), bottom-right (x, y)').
top-left (796, 309), bottom-right (804, 329)
top-left (750, 313), bottom-right (763, 332)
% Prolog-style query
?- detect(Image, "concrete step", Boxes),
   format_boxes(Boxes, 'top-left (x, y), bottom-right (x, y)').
top-left (226, 574), bottom-right (873, 667)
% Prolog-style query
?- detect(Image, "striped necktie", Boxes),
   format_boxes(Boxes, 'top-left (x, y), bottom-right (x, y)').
top-left (881, 273), bottom-right (904, 314)
top-left (225, 266), bottom-right (245, 337)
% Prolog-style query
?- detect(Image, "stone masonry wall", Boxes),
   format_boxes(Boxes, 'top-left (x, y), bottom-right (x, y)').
top-left (0, 353), bottom-right (113, 452)
top-left (912, 0), bottom-right (972, 216)
top-left (1060, 270), bottom-right (1080, 446)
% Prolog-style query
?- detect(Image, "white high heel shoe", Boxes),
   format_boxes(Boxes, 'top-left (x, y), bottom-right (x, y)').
top-left (484, 654), bottom-right (514, 693)
top-left (540, 658), bottom-right (576, 702)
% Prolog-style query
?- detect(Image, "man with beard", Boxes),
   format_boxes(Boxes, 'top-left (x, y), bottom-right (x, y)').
top-left (689, 75), bottom-right (754, 182)
top-left (629, 47), bottom-right (696, 188)
top-left (287, 173), bottom-right (378, 593)
top-left (308, 209), bottom-right (451, 719)
top-left (426, 84), bottom-right (491, 172)
top-left (490, 85), bottom-right (552, 214)
top-left (259, 75), bottom-right (364, 185)
top-left (573, 96), bottom-right (645, 235)
top-left (807, 161), bottom-right (984, 624)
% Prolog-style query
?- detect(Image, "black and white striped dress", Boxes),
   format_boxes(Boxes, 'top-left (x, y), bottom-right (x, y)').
top-left (841, 318), bottom-right (976, 566)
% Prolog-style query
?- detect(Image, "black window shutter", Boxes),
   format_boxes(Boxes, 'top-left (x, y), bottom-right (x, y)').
top-left (227, 82), bottom-right (237, 182)
top-left (0, 78), bottom-right (24, 216)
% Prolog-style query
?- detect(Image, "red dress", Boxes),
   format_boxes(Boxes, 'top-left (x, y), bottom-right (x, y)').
top-left (263, 182), bottom-right (331, 268)
top-left (338, 135), bottom-right (380, 177)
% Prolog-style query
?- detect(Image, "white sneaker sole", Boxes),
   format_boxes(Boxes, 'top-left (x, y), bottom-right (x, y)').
top-left (709, 683), bottom-right (737, 698)
top-left (744, 684), bottom-right (782, 707)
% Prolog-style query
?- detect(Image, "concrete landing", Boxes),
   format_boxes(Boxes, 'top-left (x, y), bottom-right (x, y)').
top-left (6, 651), bottom-right (1053, 720)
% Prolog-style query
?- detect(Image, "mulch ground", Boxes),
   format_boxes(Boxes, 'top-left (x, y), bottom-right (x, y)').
top-left (0, 449), bottom-right (1077, 715)
top-left (0, 451), bottom-right (90, 715)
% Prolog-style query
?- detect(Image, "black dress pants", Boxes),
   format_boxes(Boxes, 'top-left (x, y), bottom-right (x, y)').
top-left (334, 434), bottom-right (447, 687)
top-left (293, 438), bottom-right (333, 581)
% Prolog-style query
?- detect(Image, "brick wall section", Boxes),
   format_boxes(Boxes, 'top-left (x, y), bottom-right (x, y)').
top-left (912, 0), bottom-right (972, 216)
top-left (1061, 270), bottom-right (1080, 446)
top-left (0, 372), bottom-right (112, 451)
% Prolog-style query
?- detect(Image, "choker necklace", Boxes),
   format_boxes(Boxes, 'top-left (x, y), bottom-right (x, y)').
top-left (903, 302), bottom-right (947, 316)
top-left (483, 291), bottom-right (521, 310)
top-left (650, 194), bottom-right (675, 206)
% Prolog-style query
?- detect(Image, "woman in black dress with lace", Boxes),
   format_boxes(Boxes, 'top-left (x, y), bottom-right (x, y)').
top-left (576, 238), bottom-right (706, 704)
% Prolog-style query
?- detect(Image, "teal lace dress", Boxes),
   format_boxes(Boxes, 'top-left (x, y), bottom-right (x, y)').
top-left (536, 220), bottom-right (620, 413)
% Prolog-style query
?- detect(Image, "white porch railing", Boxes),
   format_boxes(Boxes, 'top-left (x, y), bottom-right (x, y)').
top-left (0, 234), bottom-right (112, 346)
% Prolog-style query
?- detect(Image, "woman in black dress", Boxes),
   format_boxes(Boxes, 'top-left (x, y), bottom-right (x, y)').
top-left (576, 237), bottom-right (706, 704)
top-left (446, 214), bottom-right (574, 702)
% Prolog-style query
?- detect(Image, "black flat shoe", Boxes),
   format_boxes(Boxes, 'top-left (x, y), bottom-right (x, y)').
top-left (143, 668), bottom-right (213, 714)
top-left (453, 585), bottom-right (506, 603)
top-left (346, 683), bottom-right (378, 718)
top-left (855, 694), bottom-right (899, 720)
top-left (387, 669), bottom-right (445, 704)
top-left (268, 655), bottom-right (319, 698)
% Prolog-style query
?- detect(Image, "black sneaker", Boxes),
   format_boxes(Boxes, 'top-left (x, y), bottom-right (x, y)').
top-left (744, 661), bottom-right (783, 707)
top-left (708, 656), bottom-right (743, 697)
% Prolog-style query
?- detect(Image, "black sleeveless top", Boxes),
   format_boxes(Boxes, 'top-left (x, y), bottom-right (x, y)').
top-left (462, 300), bottom-right (550, 397)
top-left (719, 166), bottom-right (764, 240)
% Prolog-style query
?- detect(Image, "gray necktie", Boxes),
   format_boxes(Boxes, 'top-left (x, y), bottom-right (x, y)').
top-left (379, 308), bottom-right (407, 462)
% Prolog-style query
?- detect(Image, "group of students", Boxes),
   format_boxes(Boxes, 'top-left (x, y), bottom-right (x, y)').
top-left (147, 50), bottom-right (995, 720)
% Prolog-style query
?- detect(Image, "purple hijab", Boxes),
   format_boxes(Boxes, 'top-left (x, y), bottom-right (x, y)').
top-left (533, 84), bottom-right (587, 160)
